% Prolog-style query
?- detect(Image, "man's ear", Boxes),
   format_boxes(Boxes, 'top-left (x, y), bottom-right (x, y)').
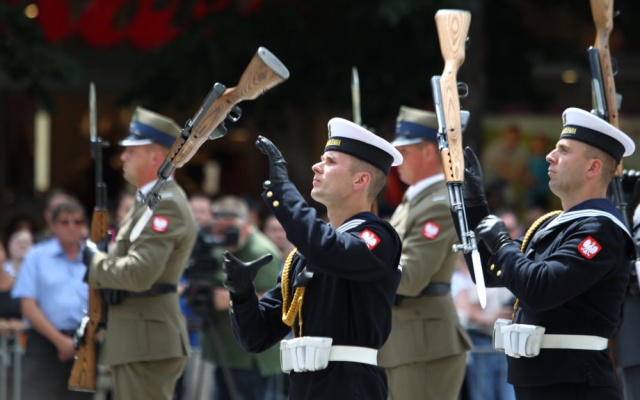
top-left (353, 172), bottom-right (371, 192)
top-left (586, 158), bottom-right (603, 178)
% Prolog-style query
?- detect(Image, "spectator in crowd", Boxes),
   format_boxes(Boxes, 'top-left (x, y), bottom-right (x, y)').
top-left (3, 227), bottom-right (34, 279)
top-left (262, 213), bottom-right (294, 261)
top-left (3, 213), bottom-right (37, 244)
top-left (201, 195), bottom-right (284, 400)
top-left (11, 198), bottom-right (92, 400)
top-left (172, 193), bottom-right (214, 399)
top-left (188, 193), bottom-right (215, 237)
top-left (114, 190), bottom-right (136, 226)
top-left (481, 125), bottom-right (527, 210)
top-left (0, 225), bottom-right (34, 399)
top-left (524, 133), bottom-right (552, 210)
top-left (35, 188), bottom-right (75, 243)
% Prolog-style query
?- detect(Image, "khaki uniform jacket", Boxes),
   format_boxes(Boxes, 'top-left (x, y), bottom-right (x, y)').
top-left (89, 180), bottom-right (196, 366)
top-left (378, 180), bottom-right (471, 367)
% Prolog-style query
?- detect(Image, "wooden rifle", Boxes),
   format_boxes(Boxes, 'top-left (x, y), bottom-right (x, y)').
top-left (431, 10), bottom-right (486, 308)
top-left (588, 0), bottom-right (628, 226)
top-left (68, 82), bottom-right (107, 391)
top-left (130, 47), bottom-right (289, 241)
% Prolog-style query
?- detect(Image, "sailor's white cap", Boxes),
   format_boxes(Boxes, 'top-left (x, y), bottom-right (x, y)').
top-left (120, 107), bottom-right (181, 149)
top-left (325, 118), bottom-right (403, 175)
top-left (561, 107), bottom-right (634, 162)
top-left (391, 106), bottom-right (439, 147)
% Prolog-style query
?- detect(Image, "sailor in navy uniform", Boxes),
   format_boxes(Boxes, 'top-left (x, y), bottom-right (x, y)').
top-left (461, 107), bottom-right (636, 400)
top-left (221, 118), bottom-right (403, 399)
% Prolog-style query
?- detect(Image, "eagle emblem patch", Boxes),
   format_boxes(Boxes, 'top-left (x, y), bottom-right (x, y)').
top-left (152, 216), bottom-right (169, 233)
top-left (422, 221), bottom-right (441, 240)
top-left (359, 229), bottom-right (381, 250)
top-left (578, 236), bottom-right (601, 259)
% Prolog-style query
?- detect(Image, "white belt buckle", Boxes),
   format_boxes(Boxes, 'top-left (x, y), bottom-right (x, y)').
top-left (493, 318), bottom-right (511, 352)
top-left (500, 323), bottom-right (545, 358)
top-left (279, 337), bottom-right (332, 374)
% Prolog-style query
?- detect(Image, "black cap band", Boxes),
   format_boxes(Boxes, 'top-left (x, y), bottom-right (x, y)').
top-left (560, 124), bottom-right (625, 162)
top-left (325, 136), bottom-right (394, 175)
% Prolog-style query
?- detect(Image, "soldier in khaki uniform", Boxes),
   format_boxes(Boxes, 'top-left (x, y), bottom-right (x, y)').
top-left (378, 106), bottom-right (472, 399)
top-left (84, 107), bottom-right (196, 399)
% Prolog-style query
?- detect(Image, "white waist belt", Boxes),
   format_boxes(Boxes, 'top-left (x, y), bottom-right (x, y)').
top-left (493, 319), bottom-right (608, 358)
top-left (329, 345), bottom-right (378, 365)
top-left (540, 334), bottom-right (608, 350)
top-left (280, 337), bottom-right (377, 373)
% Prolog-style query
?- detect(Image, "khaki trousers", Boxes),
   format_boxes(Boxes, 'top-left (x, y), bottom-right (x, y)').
top-left (386, 352), bottom-right (466, 400)
top-left (110, 357), bottom-right (187, 400)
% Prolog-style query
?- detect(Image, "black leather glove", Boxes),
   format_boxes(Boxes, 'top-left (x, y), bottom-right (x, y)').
top-left (463, 147), bottom-right (487, 207)
top-left (222, 251), bottom-right (273, 302)
top-left (475, 214), bottom-right (514, 255)
top-left (621, 169), bottom-right (640, 205)
top-left (255, 135), bottom-right (289, 183)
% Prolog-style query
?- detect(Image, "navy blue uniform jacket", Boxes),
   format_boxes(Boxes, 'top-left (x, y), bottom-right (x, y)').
top-left (465, 199), bottom-right (635, 387)
top-left (229, 181), bottom-right (402, 399)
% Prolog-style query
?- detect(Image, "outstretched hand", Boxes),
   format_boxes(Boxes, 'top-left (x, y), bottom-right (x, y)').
top-left (255, 135), bottom-right (289, 183)
top-left (223, 251), bottom-right (274, 302)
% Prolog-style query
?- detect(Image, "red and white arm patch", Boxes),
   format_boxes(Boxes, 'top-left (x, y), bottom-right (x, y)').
top-left (422, 221), bottom-right (441, 240)
top-left (578, 236), bottom-right (602, 259)
top-left (359, 229), bottom-right (381, 250)
top-left (152, 216), bottom-right (169, 233)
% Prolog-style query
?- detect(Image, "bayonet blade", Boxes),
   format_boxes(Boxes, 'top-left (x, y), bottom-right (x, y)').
top-left (351, 67), bottom-right (362, 126)
top-left (89, 82), bottom-right (97, 143)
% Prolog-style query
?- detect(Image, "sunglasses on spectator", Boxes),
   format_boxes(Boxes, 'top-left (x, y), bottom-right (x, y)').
top-left (56, 219), bottom-right (84, 226)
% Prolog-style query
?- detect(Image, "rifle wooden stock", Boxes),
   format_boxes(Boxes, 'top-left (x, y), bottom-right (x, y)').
top-left (590, 0), bottom-right (618, 128)
top-left (68, 208), bottom-right (108, 391)
top-left (169, 47), bottom-right (289, 168)
top-left (435, 10), bottom-right (471, 183)
top-left (69, 83), bottom-right (107, 391)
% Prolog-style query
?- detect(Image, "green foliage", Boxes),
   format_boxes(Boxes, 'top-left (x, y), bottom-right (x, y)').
top-left (0, 3), bottom-right (82, 110)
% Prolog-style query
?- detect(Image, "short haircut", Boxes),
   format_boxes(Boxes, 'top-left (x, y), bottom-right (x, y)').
top-left (349, 157), bottom-right (387, 203)
top-left (583, 145), bottom-right (617, 185)
top-left (51, 198), bottom-right (86, 223)
top-left (212, 195), bottom-right (249, 222)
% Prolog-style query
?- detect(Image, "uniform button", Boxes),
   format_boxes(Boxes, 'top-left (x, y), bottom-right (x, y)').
top-left (273, 200), bottom-right (280, 207)
top-left (266, 191), bottom-right (273, 198)
top-left (490, 264), bottom-right (495, 271)
top-left (102, 264), bottom-right (108, 271)
top-left (497, 270), bottom-right (502, 277)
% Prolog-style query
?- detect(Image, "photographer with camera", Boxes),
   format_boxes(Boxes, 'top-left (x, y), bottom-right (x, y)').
top-left (198, 195), bottom-right (284, 400)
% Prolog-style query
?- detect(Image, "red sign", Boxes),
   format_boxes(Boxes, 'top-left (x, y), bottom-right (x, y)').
top-left (20, 0), bottom-right (263, 49)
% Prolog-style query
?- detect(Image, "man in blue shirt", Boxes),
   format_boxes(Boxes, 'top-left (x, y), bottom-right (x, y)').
top-left (12, 197), bottom-right (93, 400)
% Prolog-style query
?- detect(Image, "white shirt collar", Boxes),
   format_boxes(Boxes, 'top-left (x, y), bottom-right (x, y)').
top-left (137, 177), bottom-right (174, 201)
top-left (405, 173), bottom-right (445, 202)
